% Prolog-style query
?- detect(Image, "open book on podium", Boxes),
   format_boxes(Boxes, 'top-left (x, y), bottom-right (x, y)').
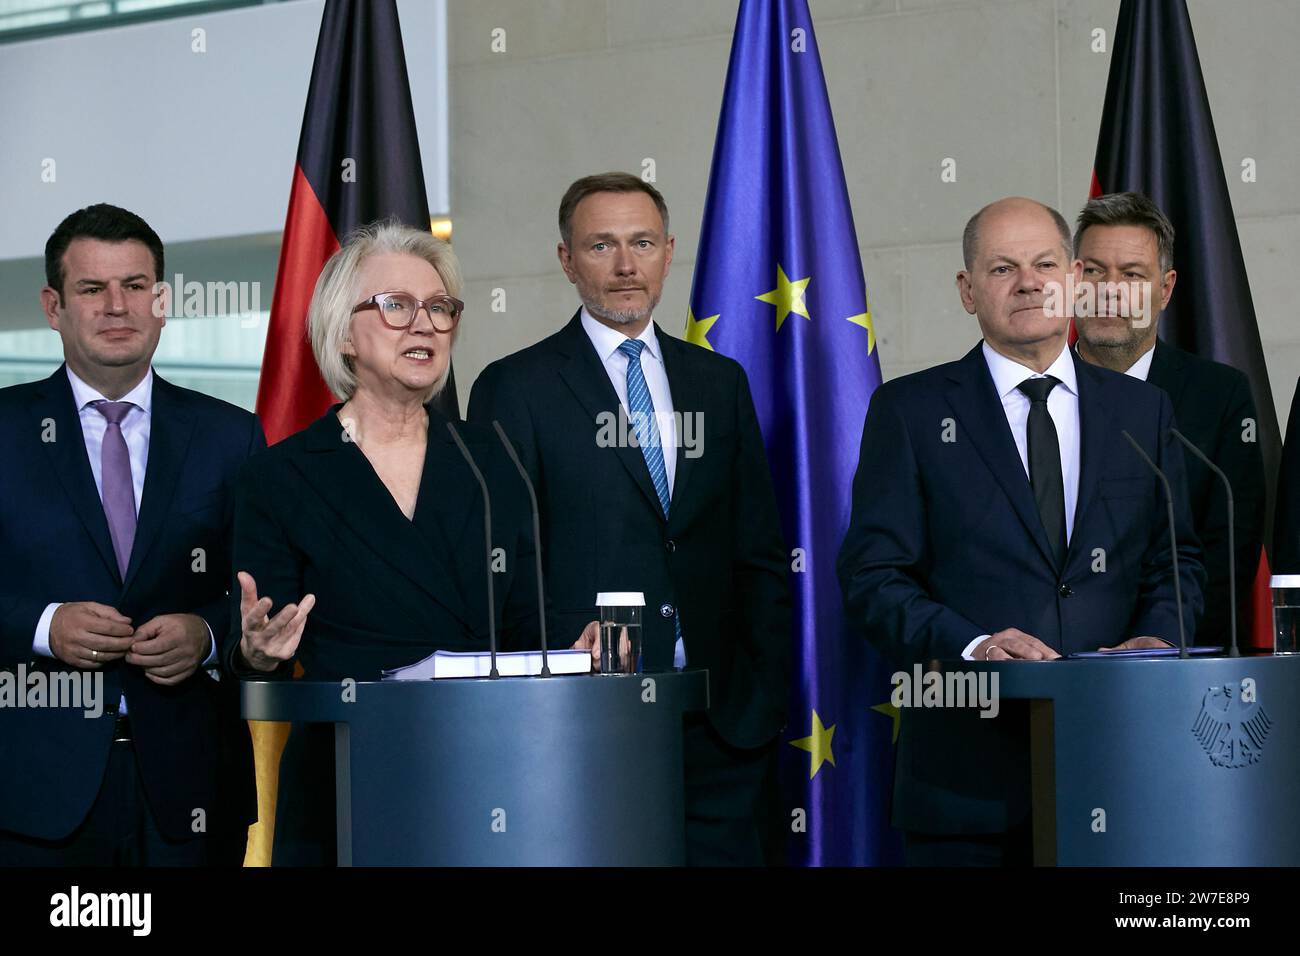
top-left (382, 649), bottom-right (592, 680)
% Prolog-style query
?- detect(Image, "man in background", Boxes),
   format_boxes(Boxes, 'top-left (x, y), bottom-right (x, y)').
top-left (1073, 192), bottom-right (1264, 645)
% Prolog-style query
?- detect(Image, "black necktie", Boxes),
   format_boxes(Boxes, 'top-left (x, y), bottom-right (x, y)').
top-left (1017, 376), bottom-right (1066, 569)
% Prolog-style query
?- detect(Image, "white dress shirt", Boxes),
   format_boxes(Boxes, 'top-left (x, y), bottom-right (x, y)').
top-left (580, 308), bottom-right (686, 668)
top-left (1073, 340), bottom-right (1156, 382)
top-left (963, 342), bottom-right (1082, 660)
top-left (1122, 344), bottom-right (1156, 381)
top-left (32, 366), bottom-right (216, 712)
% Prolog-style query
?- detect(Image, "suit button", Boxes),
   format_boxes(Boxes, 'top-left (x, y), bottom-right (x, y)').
top-left (665, 539), bottom-right (677, 553)
top-left (660, 604), bottom-right (675, 618)
top-left (1058, 584), bottom-right (1073, 598)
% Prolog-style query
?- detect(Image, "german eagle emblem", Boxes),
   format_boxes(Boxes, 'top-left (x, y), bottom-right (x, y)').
top-left (1191, 683), bottom-right (1271, 769)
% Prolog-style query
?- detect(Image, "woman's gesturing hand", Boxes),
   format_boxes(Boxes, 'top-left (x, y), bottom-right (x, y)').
top-left (238, 570), bottom-right (315, 672)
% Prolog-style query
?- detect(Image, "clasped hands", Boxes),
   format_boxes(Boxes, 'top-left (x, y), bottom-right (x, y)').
top-left (49, 602), bottom-right (210, 685)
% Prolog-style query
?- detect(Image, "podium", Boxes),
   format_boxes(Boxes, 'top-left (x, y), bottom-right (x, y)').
top-left (241, 670), bottom-right (709, 866)
top-left (939, 655), bottom-right (1300, 865)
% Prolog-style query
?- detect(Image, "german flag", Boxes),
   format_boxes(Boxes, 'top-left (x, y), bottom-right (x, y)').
top-left (1089, 0), bottom-right (1279, 650)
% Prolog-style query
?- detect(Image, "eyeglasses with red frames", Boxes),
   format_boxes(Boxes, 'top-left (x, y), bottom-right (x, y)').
top-left (351, 291), bottom-right (464, 333)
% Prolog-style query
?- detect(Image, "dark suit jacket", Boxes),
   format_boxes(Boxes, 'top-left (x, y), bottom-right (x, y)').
top-left (467, 312), bottom-right (791, 750)
top-left (1273, 377), bottom-right (1300, 573)
top-left (0, 366), bottom-right (261, 843)
top-left (1147, 342), bottom-right (1266, 643)
top-left (837, 343), bottom-right (1203, 834)
top-left (222, 404), bottom-right (541, 865)
top-left (222, 404), bottom-right (540, 682)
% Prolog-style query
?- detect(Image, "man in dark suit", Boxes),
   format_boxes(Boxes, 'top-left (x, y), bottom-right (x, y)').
top-left (0, 204), bottom-right (261, 865)
top-left (837, 197), bottom-right (1203, 865)
top-left (1275, 383), bottom-right (1300, 573)
top-left (468, 172), bottom-right (791, 866)
top-left (1073, 192), bottom-right (1265, 645)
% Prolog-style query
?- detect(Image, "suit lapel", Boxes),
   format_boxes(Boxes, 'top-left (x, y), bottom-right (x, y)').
top-left (29, 367), bottom-right (120, 582)
top-left (295, 408), bottom-right (477, 632)
top-left (555, 312), bottom-right (665, 520)
top-left (944, 345), bottom-right (1058, 569)
top-left (1068, 354), bottom-right (1117, 572)
top-left (415, 412), bottom-right (480, 589)
top-left (657, 325), bottom-right (701, 526)
top-left (1145, 341), bottom-right (1184, 402)
top-left (122, 374), bottom-right (194, 596)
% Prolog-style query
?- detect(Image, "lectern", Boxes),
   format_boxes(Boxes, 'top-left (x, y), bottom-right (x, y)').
top-left (242, 670), bottom-right (709, 866)
top-left (940, 655), bottom-right (1300, 865)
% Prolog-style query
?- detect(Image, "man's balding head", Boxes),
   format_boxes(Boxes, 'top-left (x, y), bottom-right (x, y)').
top-left (962, 197), bottom-right (1072, 271)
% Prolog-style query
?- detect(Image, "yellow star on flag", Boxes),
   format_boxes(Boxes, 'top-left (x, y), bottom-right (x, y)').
top-left (847, 309), bottom-right (876, 355)
top-left (789, 709), bottom-right (836, 780)
top-left (871, 700), bottom-right (900, 744)
top-left (755, 265), bottom-right (811, 331)
top-left (684, 306), bottom-right (719, 351)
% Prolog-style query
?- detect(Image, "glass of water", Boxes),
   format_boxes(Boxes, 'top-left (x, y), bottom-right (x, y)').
top-left (595, 592), bottom-right (644, 675)
top-left (1271, 575), bottom-right (1300, 655)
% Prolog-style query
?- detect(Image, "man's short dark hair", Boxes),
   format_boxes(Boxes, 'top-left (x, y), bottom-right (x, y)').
top-left (962, 199), bottom-right (1073, 270)
top-left (558, 172), bottom-right (670, 248)
top-left (1073, 192), bottom-right (1175, 274)
top-left (45, 203), bottom-right (164, 303)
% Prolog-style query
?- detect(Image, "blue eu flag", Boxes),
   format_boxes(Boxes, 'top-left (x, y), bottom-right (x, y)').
top-left (686, 0), bottom-right (898, 865)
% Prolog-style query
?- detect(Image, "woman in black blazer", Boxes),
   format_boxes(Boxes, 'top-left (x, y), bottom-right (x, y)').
top-left (225, 221), bottom-right (547, 864)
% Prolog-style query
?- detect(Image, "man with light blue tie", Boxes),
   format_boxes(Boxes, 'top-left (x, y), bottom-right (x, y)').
top-left (0, 204), bottom-right (261, 865)
top-left (469, 173), bottom-right (792, 865)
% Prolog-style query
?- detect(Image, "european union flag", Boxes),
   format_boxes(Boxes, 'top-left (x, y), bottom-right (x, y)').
top-left (687, 0), bottom-right (898, 865)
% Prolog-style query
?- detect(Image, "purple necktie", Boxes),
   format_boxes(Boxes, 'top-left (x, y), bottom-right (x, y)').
top-left (93, 401), bottom-right (136, 577)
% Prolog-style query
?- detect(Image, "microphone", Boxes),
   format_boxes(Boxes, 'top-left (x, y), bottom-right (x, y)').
top-left (446, 422), bottom-right (499, 679)
top-left (490, 420), bottom-right (551, 677)
top-left (1121, 430), bottom-right (1188, 658)
top-left (1170, 428), bottom-right (1239, 657)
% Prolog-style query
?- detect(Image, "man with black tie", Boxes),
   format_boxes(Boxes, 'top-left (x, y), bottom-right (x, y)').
top-left (0, 204), bottom-right (260, 865)
top-left (468, 172), bottom-right (791, 866)
top-left (837, 196), bottom-right (1202, 865)
top-left (1073, 192), bottom-right (1265, 645)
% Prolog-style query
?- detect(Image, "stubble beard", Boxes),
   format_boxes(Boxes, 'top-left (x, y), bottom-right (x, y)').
top-left (1077, 316), bottom-right (1157, 372)
top-left (580, 284), bottom-right (662, 328)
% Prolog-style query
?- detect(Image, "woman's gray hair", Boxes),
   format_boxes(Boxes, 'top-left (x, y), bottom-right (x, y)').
top-left (308, 219), bottom-right (464, 401)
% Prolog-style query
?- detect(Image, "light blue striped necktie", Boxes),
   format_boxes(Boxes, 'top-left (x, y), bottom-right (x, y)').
top-left (617, 338), bottom-right (684, 663)
top-left (617, 338), bottom-right (671, 517)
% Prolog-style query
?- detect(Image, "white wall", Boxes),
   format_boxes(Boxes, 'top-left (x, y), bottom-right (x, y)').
top-left (443, 0), bottom-right (1300, 430)
top-left (1, 0), bottom-right (1295, 429)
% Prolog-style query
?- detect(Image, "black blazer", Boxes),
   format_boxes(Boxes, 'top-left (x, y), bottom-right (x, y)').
top-left (837, 343), bottom-right (1203, 834)
top-left (1147, 341), bottom-right (1266, 643)
top-left (1274, 377), bottom-right (1300, 573)
top-left (223, 404), bottom-right (540, 682)
top-left (0, 367), bottom-right (261, 844)
top-left (468, 312), bottom-right (792, 750)
top-left (222, 403), bottom-right (540, 866)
